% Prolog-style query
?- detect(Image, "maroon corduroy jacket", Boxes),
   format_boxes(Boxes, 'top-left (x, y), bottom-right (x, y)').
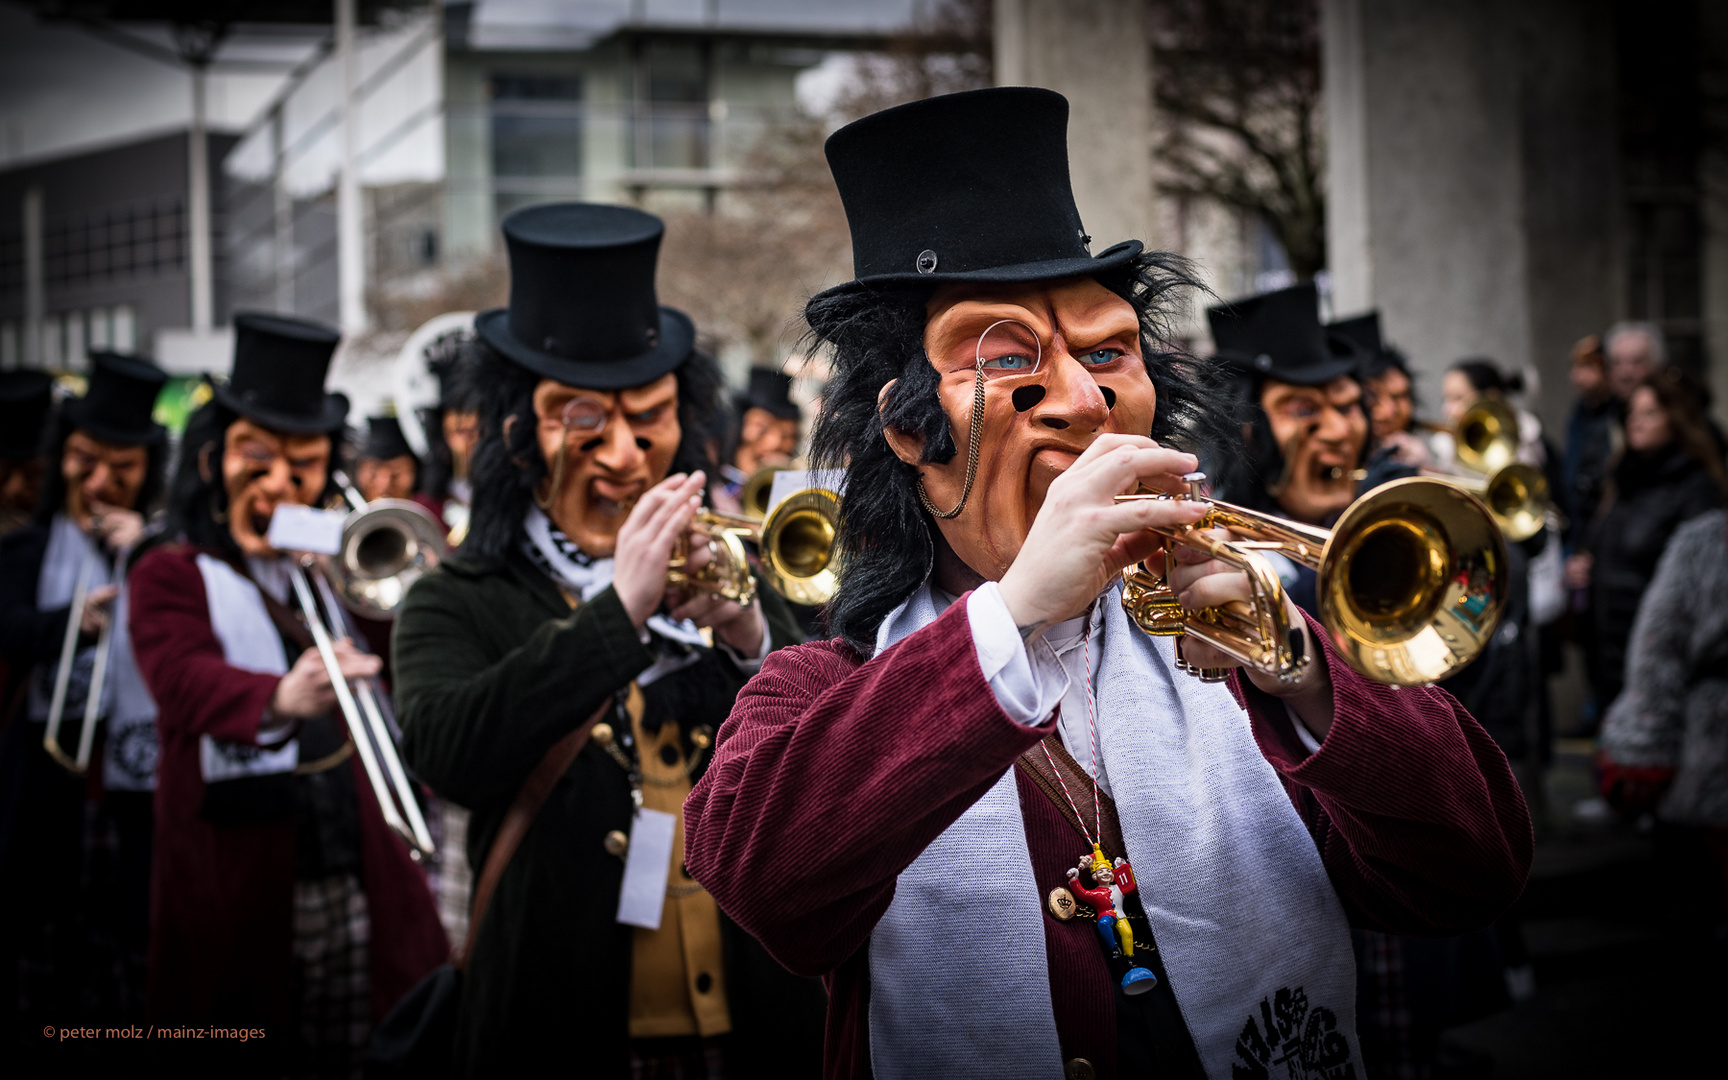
top-left (683, 592), bottom-right (1533, 1079)
top-left (128, 545), bottom-right (448, 1028)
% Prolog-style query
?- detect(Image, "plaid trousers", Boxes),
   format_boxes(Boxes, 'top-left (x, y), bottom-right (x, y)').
top-left (291, 873), bottom-right (371, 1079)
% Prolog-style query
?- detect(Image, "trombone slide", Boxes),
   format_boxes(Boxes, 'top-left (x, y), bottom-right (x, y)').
top-left (43, 560), bottom-right (110, 774)
top-left (289, 564), bottom-right (434, 861)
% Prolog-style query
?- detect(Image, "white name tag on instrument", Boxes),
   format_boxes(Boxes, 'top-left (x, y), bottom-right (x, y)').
top-left (266, 504), bottom-right (346, 556)
top-left (615, 807), bottom-right (676, 930)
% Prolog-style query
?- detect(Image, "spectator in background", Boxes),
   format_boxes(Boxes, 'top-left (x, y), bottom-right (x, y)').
top-left (1568, 370), bottom-right (1728, 718)
top-left (1597, 508), bottom-right (1728, 935)
top-left (712, 367), bottom-right (802, 518)
top-left (1604, 321), bottom-right (1664, 403)
top-left (1562, 335), bottom-right (1618, 556)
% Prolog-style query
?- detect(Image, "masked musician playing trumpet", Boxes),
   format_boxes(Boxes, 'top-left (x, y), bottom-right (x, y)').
top-left (0, 352), bottom-right (166, 1043)
top-left (392, 203), bottom-right (824, 1077)
top-left (126, 313), bottom-right (445, 1070)
top-left (682, 88), bottom-right (1533, 1080)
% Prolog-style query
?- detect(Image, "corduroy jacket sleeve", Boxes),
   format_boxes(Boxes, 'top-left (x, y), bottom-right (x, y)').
top-left (1232, 609), bottom-right (1534, 937)
top-left (683, 593), bottom-right (1056, 977)
top-left (392, 565), bottom-right (657, 808)
top-left (128, 546), bottom-right (281, 745)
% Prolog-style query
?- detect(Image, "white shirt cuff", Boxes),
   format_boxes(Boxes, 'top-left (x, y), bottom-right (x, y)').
top-left (715, 606), bottom-right (772, 674)
top-left (1287, 703), bottom-right (1324, 755)
top-left (966, 582), bottom-right (1069, 726)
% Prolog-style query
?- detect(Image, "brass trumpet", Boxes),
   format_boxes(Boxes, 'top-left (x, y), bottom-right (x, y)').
top-left (1455, 398), bottom-right (1520, 475)
top-left (1118, 472), bottom-right (1507, 686)
top-left (668, 487), bottom-right (842, 607)
top-left (1421, 463), bottom-right (1550, 542)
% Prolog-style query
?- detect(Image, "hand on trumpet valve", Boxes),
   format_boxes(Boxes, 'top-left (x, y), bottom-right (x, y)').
top-left (1166, 533), bottom-right (1331, 722)
top-left (272, 638), bottom-right (382, 720)
top-left (667, 569), bottom-right (764, 658)
top-left (997, 435), bottom-right (1207, 643)
top-left (86, 500), bottom-right (145, 552)
top-left (78, 585), bottom-right (120, 636)
top-left (613, 471), bottom-right (705, 629)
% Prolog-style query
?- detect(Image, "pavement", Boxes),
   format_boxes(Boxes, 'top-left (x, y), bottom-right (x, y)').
top-left (1438, 739), bottom-right (1723, 1077)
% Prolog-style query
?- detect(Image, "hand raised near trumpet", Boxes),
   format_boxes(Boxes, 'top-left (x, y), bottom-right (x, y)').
top-left (1168, 536), bottom-right (1334, 735)
top-left (997, 435), bottom-right (1207, 643)
top-left (271, 638), bottom-right (383, 720)
top-left (86, 499), bottom-right (145, 553)
top-left (613, 471), bottom-right (705, 629)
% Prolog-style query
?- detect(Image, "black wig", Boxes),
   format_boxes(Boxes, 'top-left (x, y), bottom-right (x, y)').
top-left (164, 399), bottom-right (346, 556)
top-left (805, 250), bottom-right (1237, 655)
top-left (32, 413), bottom-right (169, 528)
top-left (459, 338), bottom-right (729, 562)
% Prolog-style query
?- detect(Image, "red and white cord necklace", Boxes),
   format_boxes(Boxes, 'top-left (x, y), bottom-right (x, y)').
top-left (1041, 606), bottom-right (1103, 852)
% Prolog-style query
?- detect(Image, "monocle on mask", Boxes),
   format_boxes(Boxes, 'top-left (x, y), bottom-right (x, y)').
top-left (915, 319), bottom-right (1044, 520)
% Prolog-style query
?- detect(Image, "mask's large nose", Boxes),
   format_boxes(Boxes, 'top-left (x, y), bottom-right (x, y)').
top-left (592, 409), bottom-right (647, 475)
top-left (1030, 353), bottom-right (1111, 432)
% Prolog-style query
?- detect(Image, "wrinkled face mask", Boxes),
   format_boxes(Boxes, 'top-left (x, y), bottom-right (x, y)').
top-left (219, 420), bottom-right (332, 556)
top-left (531, 374), bottom-right (681, 557)
top-left (885, 277), bottom-right (1157, 582)
top-left (62, 430), bottom-right (149, 525)
top-left (1259, 377), bottom-right (1367, 525)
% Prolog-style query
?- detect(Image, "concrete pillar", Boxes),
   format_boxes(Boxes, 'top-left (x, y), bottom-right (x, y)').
top-left (994, 0), bottom-right (1158, 252)
top-left (1322, 0), bottom-right (1532, 416)
top-left (1700, 1), bottom-right (1728, 432)
top-left (188, 65), bottom-right (214, 333)
top-left (21, 187), bottom-right (42, 369)
top-left (273, 106), bottom-right (296, 314)
top-left (336, 0), bottom-right (369, 334)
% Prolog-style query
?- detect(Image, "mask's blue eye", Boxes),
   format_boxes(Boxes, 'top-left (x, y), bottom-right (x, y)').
top-left (1079, 348), bottom-right (1124, 366)
top-left (981, 352), bottom-right (1038, 372)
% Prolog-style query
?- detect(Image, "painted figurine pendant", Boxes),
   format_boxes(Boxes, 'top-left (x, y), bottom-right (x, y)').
top-left (1065, 846), bottom-right (1158, 996)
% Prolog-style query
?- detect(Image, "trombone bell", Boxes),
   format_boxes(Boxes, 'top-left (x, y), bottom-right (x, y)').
top-left (324, 499), bottom-right (447, 619)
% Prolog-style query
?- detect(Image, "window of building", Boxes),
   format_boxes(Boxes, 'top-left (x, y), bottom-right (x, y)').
top-left (640, 41), bottom-right (711, 171)
top-left (490, 72), bottom-right (585, 218)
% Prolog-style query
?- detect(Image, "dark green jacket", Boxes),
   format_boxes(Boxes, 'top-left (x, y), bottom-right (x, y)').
top-left (393, 548), bottom-right (823, 1076)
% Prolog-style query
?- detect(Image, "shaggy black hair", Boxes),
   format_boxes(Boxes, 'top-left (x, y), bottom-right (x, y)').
top-left (164, 399), bottom-right (346, 556)
top-left (32, 413), bottom-right (169, 527)
top-left (805, 250), bottom-right (1237, 655)
top-left (460, 338), bottom-right (729, 562)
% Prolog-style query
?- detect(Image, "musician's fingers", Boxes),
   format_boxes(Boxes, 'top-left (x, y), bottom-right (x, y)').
top-left (1176, 568), bottom-right (1253, 613)
top-left (1176, 637), bottom-right (1240, 672)
top-left (86, 585), bottom-right (120, 609)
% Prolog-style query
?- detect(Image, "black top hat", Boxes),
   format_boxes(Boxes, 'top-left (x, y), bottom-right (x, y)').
top-left (214, 312), bottom-right (347, 434)
top-left (474, 203), bottom-right (695, 390)
top-left (1327, 311), bottom-right (1405, 379)
top-left (64, 352), bottom-right (168, 446)
top-left (362, 415), bottom-right (416, 462)
top-left (736, 367), bottom-right (799, 421)
top-left (0, 370), bottom-right (55, 457)
top-left (1207, 283), bottom-right (1357, 387)
top-left (814, 87), bottom-right (1142, 301)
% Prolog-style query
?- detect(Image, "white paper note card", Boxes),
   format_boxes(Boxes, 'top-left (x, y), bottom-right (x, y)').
top-left (615, 807), bottom-right (676, 930)
top-left (266, 504), bottom-right (346, 556)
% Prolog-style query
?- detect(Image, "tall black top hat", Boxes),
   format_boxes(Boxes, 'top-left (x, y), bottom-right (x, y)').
top-left (736, 367), bottom-right (799, 421)
top-left (1207, 283), bottom-right (1357, 387)
top-left (1327, 311), bottom-right (1405, 379)
top-left (362, 415), bottom-right (416, 462)
top-left (215, 312), bottom-right (347, 433)
top-left (474, 203), bottom-right (695, 390)
top-left (814, 87), bottom-right (1142, 302)
top-left (65, 352), bottom-right (168, 446)
top-left (0, 370), bottom-right (55, 457)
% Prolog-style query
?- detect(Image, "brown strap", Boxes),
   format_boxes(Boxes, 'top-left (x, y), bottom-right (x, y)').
top-left (1015, 731), bottom-right (1129, 861)
top-left (456, 697), bottom-right (612, 970)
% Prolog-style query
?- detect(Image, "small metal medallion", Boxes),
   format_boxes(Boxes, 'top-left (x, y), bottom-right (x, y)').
top-left (690, 726), bottom-right (713, 750)
top-left (916, 249), bottom-right (938, 274)
top-left (603, 829), bottom-right (629, 857)
top-left (1047, 886), bottom-right (1078, 921)
top-left (591, 722), bottom-right (614, 746)
top-left (1064, 1057), bottom-right (1096, 1080)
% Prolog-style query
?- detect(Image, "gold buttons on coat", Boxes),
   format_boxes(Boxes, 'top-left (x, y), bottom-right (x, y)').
top-left (1064, 1059), bottom-right (1095, 1080)
top-left (604, 830), bottom-right (629, 857)
top-left (1047, 887), bottom-right (1077, 922)
top-left (591, 722), bottom-right (614, 746)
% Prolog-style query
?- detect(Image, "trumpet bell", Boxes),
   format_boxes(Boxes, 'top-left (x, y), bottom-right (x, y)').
top-left (739, 466), bottom-right (786, 521)
top-left (1320, 478), bottom-right (1507, 684)
top-left (1455, 398), bottom-right (1520, 475)
top-left (1480, 462), bottom-right (1549, 542)
top-left (761, 488), bottom-right (841, 606)
top-left (327, 500), bottom-right (448, 618)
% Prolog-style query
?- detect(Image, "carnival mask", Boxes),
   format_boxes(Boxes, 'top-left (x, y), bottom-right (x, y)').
top-left (62, 429), bottom-right (149, 526)
top-left (532, 374), bottom-right (681, 557)
top-left (884, 277), bottom-right (1158, 582)
top-left (219, 419), bottom-right (332, 556)
top-left (1260, 377), bottom-right (1366, 525)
